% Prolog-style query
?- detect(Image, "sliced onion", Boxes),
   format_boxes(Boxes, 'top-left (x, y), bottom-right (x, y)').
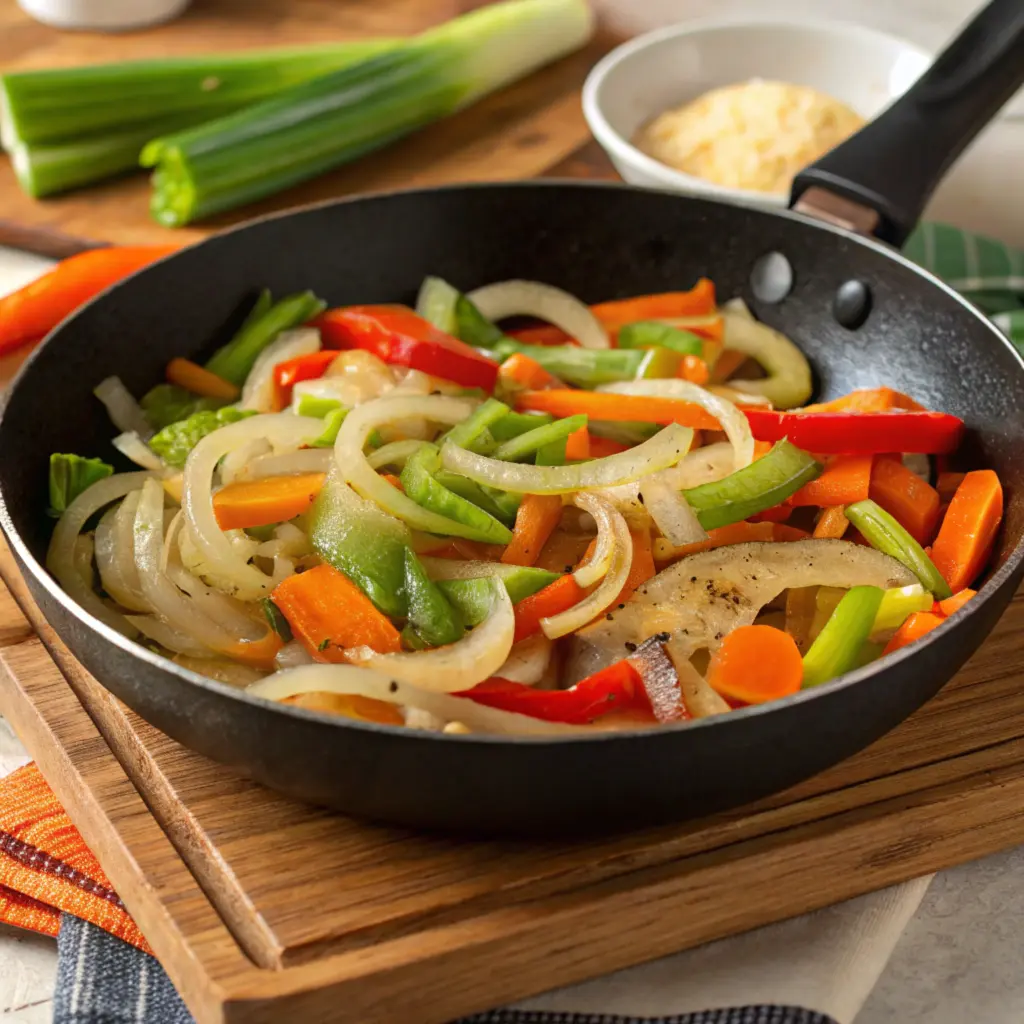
top-left (166, 563), bottom-right (263, 639)
top-left (903, 453), bottom-right (931, 481)
top-left (641, 476), bottom-right (708, 547)
top-left (466, 279), bottom-right (609, 349)
top-left (94, 377), bottom-right (152, 439)
top-left (112, 431), bottom-right (166, 473)
top-left (173, 654), bottom-right (267, 687)
top-left (542, 500), bottom-right (632, 639)
top-left (707, 386), bottom-right (774, 408)
top-left (495, 633), bottom-right (553, 685)
top-left (236, 448), bottom-right (333, 481)
top-left (94, 493), bottom-right (150, 612)
top-left (367, 440), bottom-right (429, 470)
top-left (135, 478), bottom-right (260, 652)
top-left (46, 472), bottom-right (151, 635)
top-left (275, 640), bottom-right (314, 671)
top-left (334, 394), bottom-right (493, 539)
top-left (572, 492), bottom-right (616, 588)
top-left (441, 423), bottom-right (693, 494)
top-left (247, 664), bottom-right (586, 735)
top-left (128, 614), bottom-right (215, 657)
top-left (346, 579), bottom-right (513, 691)
top-left (323, 349), bottom-right (397, 401)
top-left (240, 327), bottom-right (320, 412)
top-left (664, 638), bottom-right (730, 718)
top-left (597, 380), bottom-right (754, 471)
top-left (182, 412), bottom-right (322, 600)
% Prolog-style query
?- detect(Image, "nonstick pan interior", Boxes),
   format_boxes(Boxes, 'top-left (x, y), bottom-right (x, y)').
top-left (3, 182), bottom-right (1024, 835)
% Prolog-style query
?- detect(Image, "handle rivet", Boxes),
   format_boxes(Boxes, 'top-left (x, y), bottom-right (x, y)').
top-left (834, 280), bottom-right (872, 329)
top-left (750, 252), bottom-right (793, 304)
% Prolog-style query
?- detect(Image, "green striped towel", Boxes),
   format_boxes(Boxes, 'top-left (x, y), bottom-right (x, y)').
top-left (904, 222), bottom-right (1024, 350)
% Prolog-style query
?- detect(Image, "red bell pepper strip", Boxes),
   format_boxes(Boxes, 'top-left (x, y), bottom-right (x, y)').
top-left (272, 350), bottom-right (338, 410)
top-left (0, 245), bottom-right (179, 355)
top-left (744, 409), bottom-right (964, 455)
top-left (313, 305), bottom-right (499, 391)
top-left (459, 659), bottom-right (649, 724)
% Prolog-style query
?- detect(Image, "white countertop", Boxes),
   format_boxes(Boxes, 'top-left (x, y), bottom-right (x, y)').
top-left (2, 0), bottom-right (1024, 1019)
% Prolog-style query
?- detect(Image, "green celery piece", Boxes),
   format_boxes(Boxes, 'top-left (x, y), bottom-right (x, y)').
top-left (415, 276), bottom-right (460, 334)
top-left (589, 420), bottom-right (660, 445)
top-left (48, 454), bottom-right (113, 516)
top-left (872, 584), bottom-right (933, 635)
top-left (309, 473), bottom-right (410, 617)
top-left (802, 586), bottom-right (884, 688)
top-left (434, 472), bottom-right (521, 525)
top-left (139, 384), bottom-right (227, 431)
top-left (204, 291), bottom-right (326, 387)
top-left (260, 598), bottom-right (293, 642)
top-left (400, 445), bottom-right (513, 545)
top-left (617, 320), bottom-right (704, 356)
top-left (635, 346), bottom-right (683, 380)
top-left (490, 340), bottom-right (643, 387)
top-left (493, 414), bottom-right (586, 462)
top-left (245, 523), bottom-right (277, 542)
top-left (141, 0), bottom-right (594, 226)
top-left (296, 394), bottom-right (342, 418)
top-left (444, 397), bottom-right (509, 450)
top-left (149, 407), bottom-right (256, 468)
top-left (845, 499), bottom-right (952, 600)
top-left (489, 411), bottom-right (553, 441)
top-left (684, 440), bottom-right (822, 531)
top-left (311, 407), bottom-right (349, 448)
top-left (535, 437), bottom-right (568, 466)
top-left (455, 294), bottom-right (506, 348)
top-left (854, 640), bottom-right (886, 670)
top-left (437, 569), bottom-right (558, 625)
top-left (400, 623), bottom-right (431, 650)
top-left (403, 547), bottom-right (464, 646)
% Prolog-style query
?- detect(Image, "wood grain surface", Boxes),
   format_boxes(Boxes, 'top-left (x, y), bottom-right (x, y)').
top-left (0, 0), bottom-right (621, 250)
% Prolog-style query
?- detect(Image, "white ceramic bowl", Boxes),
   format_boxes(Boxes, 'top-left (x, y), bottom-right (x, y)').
top-left (18, 0), bottom-right (190, 30)
top-left (582, 19), bottom-right (932, 208)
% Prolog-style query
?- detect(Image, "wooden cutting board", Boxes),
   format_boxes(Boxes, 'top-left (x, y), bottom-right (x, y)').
top-left (0, 0), bottom-right (621, 248)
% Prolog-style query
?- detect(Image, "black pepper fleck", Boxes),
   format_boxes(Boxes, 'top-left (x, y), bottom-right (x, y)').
top-left (637, 492), bottom-right (645, 504)
top-left (605, 613), bottom-right (614, 621)
top-left (617, 603), bottom-right (625, 609)
top-left (389, 680), bottom-right (399, 693)
top-left (624, 641), bottom-right (638, 652)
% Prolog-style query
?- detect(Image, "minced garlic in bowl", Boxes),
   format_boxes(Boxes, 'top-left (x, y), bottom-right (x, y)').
top-left (634, 80), bottom-right (864, 195)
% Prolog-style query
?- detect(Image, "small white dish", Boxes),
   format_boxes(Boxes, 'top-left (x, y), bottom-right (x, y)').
top-left (18, 0), bottom-right (190, 31)
top-left (582, 19), bottom-right (932, 208)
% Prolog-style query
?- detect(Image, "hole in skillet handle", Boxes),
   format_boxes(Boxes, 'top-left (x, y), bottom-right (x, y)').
top-left (750, 252), bottom-right (793, 305)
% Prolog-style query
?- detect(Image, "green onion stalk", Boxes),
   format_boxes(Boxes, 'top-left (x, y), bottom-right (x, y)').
top-left (0, 40), bottom-right (400, 196)
top-left (141, 0), bottom-right (595, 226)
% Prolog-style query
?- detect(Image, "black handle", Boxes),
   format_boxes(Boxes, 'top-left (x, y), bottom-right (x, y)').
top-left (790, 0), bottom-right (1024, 247)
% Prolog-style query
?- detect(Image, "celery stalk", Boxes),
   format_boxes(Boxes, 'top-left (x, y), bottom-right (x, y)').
top-left (141, 0), bottom-right (594, 226)
top-left (802, 586), bottom-right (884, 688)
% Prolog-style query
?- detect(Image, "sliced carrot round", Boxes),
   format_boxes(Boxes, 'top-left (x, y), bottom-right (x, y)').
top-left (707, 625), bottom-right (803, 704)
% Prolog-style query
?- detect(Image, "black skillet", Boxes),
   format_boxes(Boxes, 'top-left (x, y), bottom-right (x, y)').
top-left (2, 0), bottom-right (1024, 836)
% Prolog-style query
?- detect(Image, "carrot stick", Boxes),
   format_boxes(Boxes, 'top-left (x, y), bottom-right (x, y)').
top-left (588, 435), bottom-right (630, 458)
top-left (709, 348), bottom-right (748, 383)
top-left (564, 426), bottom-right (590, 461)
top-left (882, 611), bottom-right (945, 655)
top-left (513, 574), bottom-right (584, 642)
top-left (0, 246), bottom-right (179, 355)
top-left (679, 354), bottom-right (710, 385)
top-left (213, 472), bottom-right (325, 530)
top-left (937, 588), bottom-right (976, 617)
top-left (930, 470), bottom-right (1004, 592)
top-left (772, 524), bottom-right (811, 542)
top-left (272, 563), bottom-right (402, 662)
top-left (221, 629), bottom-right (283, 671)
top-left (499, 352), bottom-right (562, 390)
top-left (380, 473), bottom-right (404, 491)
top-left (166, 357), bottom-right (239, 400)
top-left (936, 471), bottom-right (966, 503)
top-left (618, 526), bottom-right (656, 604)
top-left (813, 506), bottom-right (850, 539)
top-left (516, 389), bottom-right (720, 430)
top-left (868, 455), bottom-right (941, 544)
top-left (707, 625), bottom-right (803, 703)
top-left (507, 325), bottom-right (576, 346)
top-left (589, 279), bottom-right (716, 329)
top-left (501, 494), bottom-right (564, 567)
top-left (282, 690), bottom-right (404, 726)
top-left (789, 454), bottom-right (873, 507)
top-left (800, 387), bottom-right (927, 414)
top-left (750, 505), bottom-right (792, 523)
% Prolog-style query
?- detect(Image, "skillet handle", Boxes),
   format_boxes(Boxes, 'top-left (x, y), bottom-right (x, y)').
top-left (789, 0), bottom-right (1024, 247)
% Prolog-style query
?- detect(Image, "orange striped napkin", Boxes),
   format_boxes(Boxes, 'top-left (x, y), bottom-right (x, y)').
top-left (0, 762), bottom-right (151, 953)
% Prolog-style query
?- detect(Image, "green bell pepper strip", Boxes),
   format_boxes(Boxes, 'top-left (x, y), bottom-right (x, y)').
top-left (490, 340), bottom-right (645, 387)
top-left (635, 346), bottom-right (683, 380)
top-left (308, 472), bottom-right (410, 617)
top-left (872, 584), bottom-right (934, 635)
top-left (845, 499), bottom-right (952, 599)
top-left (493, 414), bottom-right (587, 462)
top-left (204, 290), bottom-right (326, 387)
top-left (415, 276), bottom-right (460, 335)
top-left (617, 320), bottom-right (705, 357)
top-left (589, 419), bottom-right (660, 445)
top-left (139, 384), bottom-right (228, 431)
top-left (48, 453), bottom-right (113, 516)
top-left (489, 410), bottom-right (554, 441)
top-left (434, 471), bottom-right (521, 525)
top-left (437, 568), bottom-right (560, 625)
top-left (403, 547), bottom-right (464, 646)
top-left (311, 407), bottom-right (348, 448)
top-left (535, 437), bottom-right (568, 466)
top-left (802, 585), bottom-right (885, 688)
top-left (684, 440), bottom-right (822, 531)
top-left (400, 445), bottom-right (513, 545)
top-left (455, 294), bottom-right (506, 349)
top-left (149, 406), bottom-right (256, 467)
top-left (443, 397), bottom-right (510, 451)
top-left (296, 394), bottom-right (343, 418)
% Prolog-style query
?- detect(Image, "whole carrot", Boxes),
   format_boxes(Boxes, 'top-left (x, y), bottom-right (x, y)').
top-left (0, 245), bottom-right (179, 354)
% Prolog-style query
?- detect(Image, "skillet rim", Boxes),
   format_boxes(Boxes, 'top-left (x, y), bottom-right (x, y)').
top-left (2, 178), bottom-right (1023, 748)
